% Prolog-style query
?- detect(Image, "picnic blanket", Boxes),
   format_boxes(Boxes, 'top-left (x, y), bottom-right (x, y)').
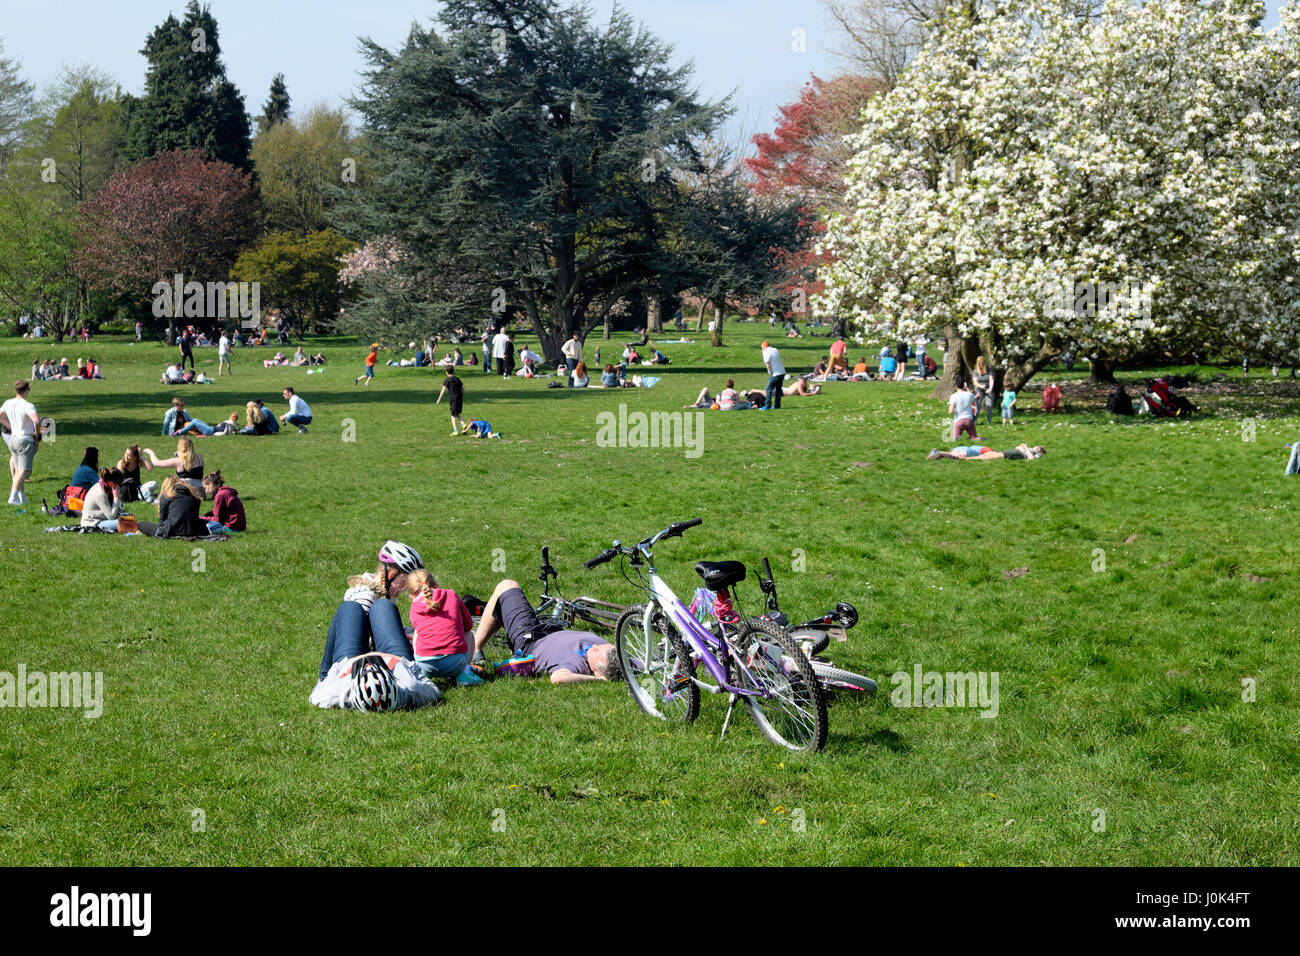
top-left (44, 525), bottom-right (232, 541)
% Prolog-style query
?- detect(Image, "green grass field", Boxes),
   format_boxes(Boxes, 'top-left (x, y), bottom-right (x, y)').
top-left (1, 325), bottom-right (1297, 865)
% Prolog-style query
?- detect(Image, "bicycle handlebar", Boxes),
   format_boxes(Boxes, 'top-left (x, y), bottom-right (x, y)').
top-left (586, 519), bottom-right (703, 570)
top-left (584, 547), bottom-right (619, 570)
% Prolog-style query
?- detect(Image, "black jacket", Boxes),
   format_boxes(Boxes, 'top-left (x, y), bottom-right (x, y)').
top-left (156, 491), bottom-right (208, 538)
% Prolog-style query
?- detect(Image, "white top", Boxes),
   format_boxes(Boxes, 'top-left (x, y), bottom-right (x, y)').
top-left (287, 394), bottom-right (311, 418)
top-left (310, 653), bottom-right (442, 710)
top-left (949, 390), bottom-right (975, 422)
top-left (163, 366), bottom-right (183, 383)
top-left (520, 349), bottom-right (542, 364)
top-left (218, 334), bottom-right (229, 355)
top-left (561, 338), bottom-right (582, 360)
top-left (80, 483), bottom-right (121, 527)
top-left (492, 332), bottom-right (511, 358)
top-left (1, 396), bottom-right (38, 436)
top-left (762, 346), bottom-right (785, 376)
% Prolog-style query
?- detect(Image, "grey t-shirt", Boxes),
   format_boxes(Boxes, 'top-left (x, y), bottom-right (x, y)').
top-left (529, 630), bottom-right (610, 676)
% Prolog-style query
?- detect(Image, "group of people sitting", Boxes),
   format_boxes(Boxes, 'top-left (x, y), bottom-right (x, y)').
top-left (312, 542), bottom-right (621, 711)
top-left (31, 357), bottom-right (102, 381)
top-left (64, 443), bottom-right (246, 537)
top-left (160, 390), bottom-right (312, 437)
top-left (684, 375), bottom-right (820, 410)
top-left (262, 346), bottom-right (321, 368)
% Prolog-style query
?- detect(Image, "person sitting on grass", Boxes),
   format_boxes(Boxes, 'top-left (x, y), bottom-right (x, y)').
top-left (435, 366), bottom-right (465, 436)
top-left (116, 445), bottom-right (157, 503)
top-left (470, 578), bottom-right (623, 685)
top-left (461, 418), bottom-right (502, 439)
top-left (162, 397), bottom-right (213, 437)
top-left (201, 470), bottom-right (246, 533)
top-left (851, 357), bottom-right (872, 381)
top-left (80, 467), bottom-right (125, 532)
top-left (599, 363), bottom-right (620, 388)
top-left (290, 346), bottom-right (309, 366)
top-left (405, 569), bottom-right (482, 686)
top-left (70, 446), bottom-right (100, 490)
top-left (143, 437), bottom-right (204, 496)
top-left (262, 351), bottom-right (289, 368)
top-left (927, 443), bottom-right (1046, 461)
top-left (572, 361), bottom-right (590, 388)
top-left (136, 475), bottom-right (211, 538)
top-left (879, 348), bottom-right (897, 379)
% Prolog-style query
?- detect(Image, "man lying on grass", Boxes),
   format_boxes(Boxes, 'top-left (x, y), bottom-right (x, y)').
top-left (927, 443), bottom-right (1046, 461)
top-left (471, 579), bottom-right (622, 684)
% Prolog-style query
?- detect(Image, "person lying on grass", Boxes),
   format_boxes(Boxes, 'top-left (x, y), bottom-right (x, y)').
top-left (784, 377), bottom-right (821, 397)
top-left (470, 579), bottom-right (623, 685)
top-left (311, 650), bottom-right (443, 711)
top-left (927, 443), bottom-right (1046, 461)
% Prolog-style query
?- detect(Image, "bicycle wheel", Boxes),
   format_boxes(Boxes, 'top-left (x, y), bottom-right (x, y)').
top-left (809, 660), bottom-right (877, 696)
top-left (733, 617), bottom-right (827, 752)
top-left (615, 604), bottom-right (699, 722)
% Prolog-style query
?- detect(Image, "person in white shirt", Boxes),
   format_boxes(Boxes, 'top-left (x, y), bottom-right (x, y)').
top-left (561, 333), bottom-right (582, 386)
top-left (311, 652), bottom-right (443, 711)
top-left (217, 331), bottom-right (231, 376)
top-left (517, 347), bottom-right (543, 376)
top-left (1, 379), bottom-right (41, 505)
top-left (761, 341), bottom-right (786, 410)
top-left (280, 387), bottom-right (313, 433)
top-left (492, 329), bottom-right (512, 377)
top-left (162, 363), bottom-right (184, 385)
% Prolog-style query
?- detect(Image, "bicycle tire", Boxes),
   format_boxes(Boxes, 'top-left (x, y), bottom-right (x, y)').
top-left (615, 604), bottom-right (699, 723)
top-left (733, 617), bottom-right (828, 752)
top-left (809, 660), bottom-right (877, 696)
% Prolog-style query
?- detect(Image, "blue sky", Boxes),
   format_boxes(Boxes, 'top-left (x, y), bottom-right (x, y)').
top-left (1, 0), bottom-right (851, 150)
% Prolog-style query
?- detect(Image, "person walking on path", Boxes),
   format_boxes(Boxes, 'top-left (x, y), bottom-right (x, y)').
top-left (761, 341), bottom-right (785, 411)
top-left (562, 333), bottom-right (582, 386)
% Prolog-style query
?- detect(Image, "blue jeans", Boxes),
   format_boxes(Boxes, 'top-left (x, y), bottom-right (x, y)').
top-left (765, 374), bottom-right (783, 409)
top-left (284, 414), bottom-right (312, 428)
top-left (176, 418), bottom-right (214, 436)
top-left (413, 653), bottom-right (470, 681)
top-left (319, 598), bottom-right (414, 679)
top-left (97, 519), bottom-right (119, 532)
top-left (566, 357), bottom-right (577, 385)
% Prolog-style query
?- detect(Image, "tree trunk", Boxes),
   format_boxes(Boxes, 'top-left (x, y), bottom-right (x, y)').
top-left (1004, 342), bottom-right (1059, 392)
top-left (709, 301), bottom-right (725, 347)
top-left (647, 296), bottom-right (663, 333)
top-left (1089, 356), bottom-right (1117, 383)
top-left (930, 324), bottom-right (981, 399)
top-left (695, 299), bottom-right (706, 332)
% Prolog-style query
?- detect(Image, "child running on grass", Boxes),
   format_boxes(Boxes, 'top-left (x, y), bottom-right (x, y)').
top-left (354, 343), bottom-right (379, 387)
top-left (406, 569), bottom-right (483, 686)
top-left (461, 419), bottom-right (502, 439)
top-left (435, 366), bottom-right (465, 436)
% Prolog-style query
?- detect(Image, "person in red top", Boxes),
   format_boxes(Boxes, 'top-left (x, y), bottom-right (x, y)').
top-left (355, 344), bottom-right (379, 387)
top-left (828, 335), bottom-right (849, 376)
top-left (405, 570), bottom-right (482, 686)
top-left (201, 470), bottom-right (246, 532)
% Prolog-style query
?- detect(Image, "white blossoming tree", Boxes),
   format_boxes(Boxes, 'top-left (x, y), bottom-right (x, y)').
top-left (815, 0), bottom-right (1300, 395)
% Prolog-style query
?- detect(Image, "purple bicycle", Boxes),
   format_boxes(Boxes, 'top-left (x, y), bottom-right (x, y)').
top-left (585, 518), bottom-right (828, 752)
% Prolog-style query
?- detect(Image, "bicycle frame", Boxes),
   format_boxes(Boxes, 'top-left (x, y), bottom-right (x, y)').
top-left (640, 552), bottom-right (771, 701)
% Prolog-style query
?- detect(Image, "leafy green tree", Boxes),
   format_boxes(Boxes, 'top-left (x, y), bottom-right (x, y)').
top-left (340, 0), bottom-right (794, 361)
top-left (258, 72), bottom-right (291, 133)
top-left (13, 67), bottom-right (123, 206)
top-left (251, 105), bottom-right (357, 234)
top-left (121, 1), bottom-right (252, 170)
top-left (0, 39), bottom-right (35, 168)
top-left (0, 182), bottom-right (79, 339)
top-left (229, 230), bottom-right (355, 335)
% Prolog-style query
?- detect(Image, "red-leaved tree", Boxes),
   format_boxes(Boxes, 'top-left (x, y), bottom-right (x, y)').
top-left (748, 75), bottom-right (882, 327)
top-left (76, 148), bottom-right (258, 329)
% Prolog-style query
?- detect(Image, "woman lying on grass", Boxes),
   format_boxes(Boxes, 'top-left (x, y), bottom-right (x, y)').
top-left (927, 443), bottom-right (1046, 461)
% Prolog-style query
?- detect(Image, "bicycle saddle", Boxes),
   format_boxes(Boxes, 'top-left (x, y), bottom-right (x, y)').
top-left (694, 560), bottom-right (746, 590)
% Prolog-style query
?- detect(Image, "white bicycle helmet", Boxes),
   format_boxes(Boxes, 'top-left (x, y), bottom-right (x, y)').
top-left (378, 540), bottom-right (423, 574)
top-left (350, 657), bottom-right (398, 712)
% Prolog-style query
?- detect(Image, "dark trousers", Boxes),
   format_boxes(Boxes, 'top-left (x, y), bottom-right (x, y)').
top-left (766, 374), bottom-right (783, 409)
